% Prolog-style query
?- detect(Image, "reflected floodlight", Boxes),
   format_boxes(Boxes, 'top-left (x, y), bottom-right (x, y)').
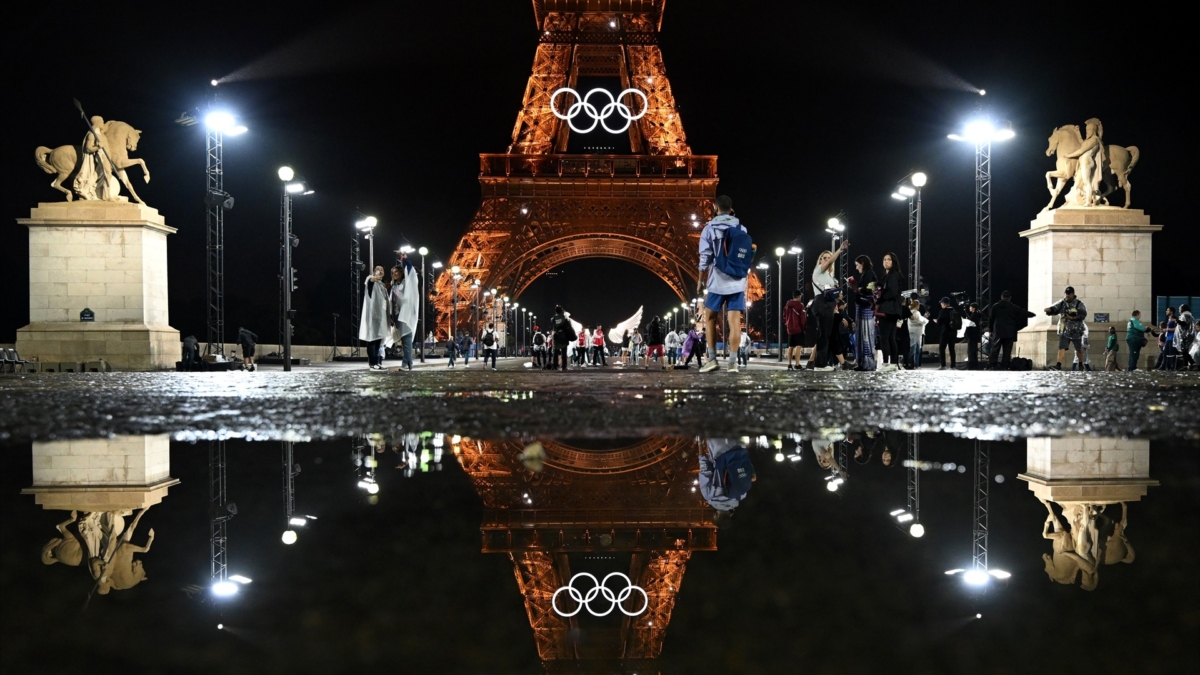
top-left (897, 512), bottom-right (914, 523)
top-left (491, 288), bottom-right (498, 294)
top-left (277, 166), bottom-right (295, 182)
top-left (212, 581), bottom-right (238, 596)
top-left (987, 569), bottom-right (1011, 579)
top-left (774, 452), bottom-right (785, 462)
top-left (281, 530), bottom-right (298, 545)
top-left (944, 569), bottom-right (965, 575)
top-left (229, 574), bottom-right (252, 584)
top-left (520, 207), bottom-right (529, 214)
top-left (889, 508), bottom-right (906, 517)
top-left (891, 193), bottom-right (906, 200)
top-left (909, 523), bottom-right (925, 538)
top-left (288, 517), bottom-right (307, 527)
top-left (774, 246), bottom-right (786, 256)
top-left (826, 481), bottom-right (839, 492)
top-left (912, 172), bottom-right (927, 187)
top-left (418, 246), bottom-right (428, 256)
top-left (962, 570), bottom-right (990, 586)
top-left (355, 216), bottom-right (377, 231)
top-left (898, 185), bottom-right (916, 197)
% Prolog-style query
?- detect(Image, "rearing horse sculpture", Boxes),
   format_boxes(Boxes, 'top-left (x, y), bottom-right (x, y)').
top-left (1043, 125), bottom-right (1139, 211)
top-left (34, 121), bottom-right (150, 204)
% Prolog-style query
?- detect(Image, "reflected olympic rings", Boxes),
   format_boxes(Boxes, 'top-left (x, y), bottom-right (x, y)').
top-left (549, 87), bottom-right (649, 134)
top-left (551, 572), bottom-right (649, 617)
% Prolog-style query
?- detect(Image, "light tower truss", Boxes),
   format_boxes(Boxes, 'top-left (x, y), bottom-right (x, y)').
top-left (282, 441), bottom-right (296, 522)
top-left (975, 142), bottom-right (992, 310)
top-left (349, 237), bottom-right (362, 357)
top-left (205, 129), bottom-right (225, 356)
top-left (906, 434), bottom-right (920, 521)
top-left (208, 441), bottom-right (230, 583)
top-left (972, 440), bottom-right (990, 571)
top-left (907, 194), bottom-right (918, 293)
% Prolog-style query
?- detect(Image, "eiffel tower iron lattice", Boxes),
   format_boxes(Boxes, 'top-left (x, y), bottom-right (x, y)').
top-left (457, 434), bottom-right (714, 663)
top-left (432, 0), bottom-right (762, 339)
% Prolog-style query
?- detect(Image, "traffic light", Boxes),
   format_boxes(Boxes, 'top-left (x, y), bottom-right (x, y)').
top-left (290, 267), bottom-right (299, 292)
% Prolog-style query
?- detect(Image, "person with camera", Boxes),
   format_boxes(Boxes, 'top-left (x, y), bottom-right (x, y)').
top-left (848, 255), bottom-right (878, 371)
top-left (1044, 286), bottom-right (1088, 371)
top-left (964, 302), bottom-right (986, 370)
top-left (807, 241), bottom-right (850, 371)
top-left (987, 290), bottom-right (1035, 369)
top-left (874, 252), bottom-right (905, 371)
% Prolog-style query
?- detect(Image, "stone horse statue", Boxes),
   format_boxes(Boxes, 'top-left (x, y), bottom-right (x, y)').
top-left (1043, 124), bottom-right (1139, 211)
top-left (35, 120), bottom-right (150, 204)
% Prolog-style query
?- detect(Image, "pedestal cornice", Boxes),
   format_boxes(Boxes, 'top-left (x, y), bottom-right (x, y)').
top-left (1020, 207), bottom-right (1161, 238)
top-left (18, 201), bottom-right (176, 235)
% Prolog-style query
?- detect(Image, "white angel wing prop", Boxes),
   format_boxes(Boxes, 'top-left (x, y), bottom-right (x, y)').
top-left (563, 311), bottom-right (584, 338)
top-left (607, 306), bottom-right (643, 344)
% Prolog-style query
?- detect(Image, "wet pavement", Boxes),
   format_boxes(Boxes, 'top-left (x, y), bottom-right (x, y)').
top-left (1, 360), bottom-right (1197, 443)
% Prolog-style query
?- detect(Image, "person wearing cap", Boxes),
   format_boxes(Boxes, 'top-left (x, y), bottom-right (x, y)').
top-left (988, 290), bottom-right (1035, 369)
top-left (1045, 286), bottom-right (1088, 370)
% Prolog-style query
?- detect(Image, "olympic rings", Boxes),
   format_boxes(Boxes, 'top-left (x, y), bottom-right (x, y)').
top-left (551, 572), bottom-right (649, 617)
top-left (549, 87), bottom-right (649, 135)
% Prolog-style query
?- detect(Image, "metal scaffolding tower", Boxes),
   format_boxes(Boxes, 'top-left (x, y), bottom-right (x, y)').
top-left (208, 441), bottom-right (232, 583)
top-left (205, 130), bottom-right (225, 356)
top-left (974, 142), bottom-right (993, 310)
top-left (906, 434), bottom-right (920, 522)
top-left (907, 193), bottom-right (920, 295)
top-left (349, 237), bottom-right (362, 357)
top-left (282, 441), bottom-right (297, 522)
top-left (972, 440), bottom-right (990, 571)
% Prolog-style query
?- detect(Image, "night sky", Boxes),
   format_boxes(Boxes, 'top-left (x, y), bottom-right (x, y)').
top-left (4, 2), bottom-right (1189, 344)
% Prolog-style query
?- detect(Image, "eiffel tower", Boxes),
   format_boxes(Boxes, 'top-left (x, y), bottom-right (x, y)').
top-left (432, 0), bottom-right (762, 339)
top-left (457, 435), bottom-right (716, 666)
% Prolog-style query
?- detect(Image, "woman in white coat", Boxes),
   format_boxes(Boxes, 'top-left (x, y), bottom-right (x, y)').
top-left (359, 266), bottom-right (390, 370)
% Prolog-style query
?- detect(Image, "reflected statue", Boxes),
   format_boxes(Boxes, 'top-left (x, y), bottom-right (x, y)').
top-left (89, 507), bottom-right (154, 594)
top-left (41, 511), bottom-right (84, 567)
top-left (1039, 499), bottom-right (1135, 591)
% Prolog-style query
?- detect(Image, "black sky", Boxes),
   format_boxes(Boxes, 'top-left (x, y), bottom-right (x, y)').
top-left (3, 2), bottom-right (1190, 344)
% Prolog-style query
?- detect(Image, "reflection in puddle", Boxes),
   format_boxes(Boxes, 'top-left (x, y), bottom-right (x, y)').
top-left (5, 432), bottom-right (1193, 672)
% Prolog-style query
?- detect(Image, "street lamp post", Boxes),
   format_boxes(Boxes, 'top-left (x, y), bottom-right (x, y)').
top-left (355, 216), bottom-right (378, 274)
top-left (892, 173), bottom-right (927, 298)
top-left (450, 266), bottom-right (462, 342)
top-left (950, 120), bottom-right (1014, 311)
top-left (278, 167), bottom-right (312, 372)
top-left (774, 248), bottom-right (785, 361)
top-left (417, 247), bottom-right (429, 362)
top-left (825, 218), bottom-right (846, 283)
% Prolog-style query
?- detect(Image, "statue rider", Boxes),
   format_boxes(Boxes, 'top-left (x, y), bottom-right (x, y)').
top-left (1064, 118), bottom-right (1105, 206)
top-left (73, 115), bottom-right (119, 201)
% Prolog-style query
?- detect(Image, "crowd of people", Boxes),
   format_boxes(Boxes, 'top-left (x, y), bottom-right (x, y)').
top-left (350, 196), bottom-right (1196, 374)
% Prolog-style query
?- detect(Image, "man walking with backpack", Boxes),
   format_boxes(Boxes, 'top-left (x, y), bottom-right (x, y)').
top-left (1044, 286), bottom-right (1088, 371)
top-left (480, 322), bottom-right (499, 370)
top-left (697, 195), bottom-right (754, 373)
top-left (551, 306), bottom-right (572, 371)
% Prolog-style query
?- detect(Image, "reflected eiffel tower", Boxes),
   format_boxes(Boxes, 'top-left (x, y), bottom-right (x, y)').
top-left (459, 436), bottom-right (715, 667)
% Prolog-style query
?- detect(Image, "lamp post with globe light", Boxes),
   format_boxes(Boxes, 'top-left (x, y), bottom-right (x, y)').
top-left (824, 218), bottom-right (847, 283)
top-left (949, 119), bottom-right (1014, 311)
top-left (417, 247), bottom-right (429, 361)
top-left (891, 172), bottom-right (927, 298)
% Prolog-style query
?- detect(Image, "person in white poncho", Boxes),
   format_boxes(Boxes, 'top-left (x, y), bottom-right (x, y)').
top-left (359, 265), bottom-right (390, 370)
top-left (389, 254), bottom-right (420, 371)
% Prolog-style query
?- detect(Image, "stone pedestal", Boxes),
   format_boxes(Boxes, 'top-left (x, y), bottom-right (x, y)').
top-left (1015, 207), bottom-right (1162, 368)
top-left (15, 201), bottom-right (181, 370)
top-left (1018, 437), bottom-right (1157, 504)
top-left (22, 435), bottom-right (179, 511)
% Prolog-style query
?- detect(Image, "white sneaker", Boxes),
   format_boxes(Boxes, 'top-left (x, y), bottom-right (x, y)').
top-left (699, 360), bottom-right (720, 373)
top-left (727, 364), bottom-right (739, 373)
top-left (812, 366), bottom-right (835, 372)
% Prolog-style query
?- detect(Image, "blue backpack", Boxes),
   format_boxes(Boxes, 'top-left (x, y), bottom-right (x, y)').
top-left (713, 446), bottom-right (755, 501)
top-left (714, 226), bottom-right (755, 279)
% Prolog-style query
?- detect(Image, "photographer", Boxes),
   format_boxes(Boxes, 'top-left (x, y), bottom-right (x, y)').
top-left (964, 302), bottom-right (986, 370)
top-left (988, 290), bottom-right (1034, 369)
top-left (932, 297), bottom-right (961, 370)
top-left (1044, 286), bottom-right (1088, 371)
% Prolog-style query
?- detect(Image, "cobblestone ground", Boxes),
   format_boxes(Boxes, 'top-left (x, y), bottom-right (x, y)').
top-left (1, 361), bottom-right (1197, 443)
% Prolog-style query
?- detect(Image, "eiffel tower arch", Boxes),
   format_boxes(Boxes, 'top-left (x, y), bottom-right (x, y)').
top-left (432, 0), bottom-right (762, 338)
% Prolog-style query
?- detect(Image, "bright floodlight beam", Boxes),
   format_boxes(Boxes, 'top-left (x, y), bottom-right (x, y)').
top-left (827, 218), bottom-right (845, 232)
top-left (962, 570), bottom-right (990, 586)
top-left (898, 185), bottom-right (916, 197)
top-left (355, 216), bottom-right (377, 231)
top-left (211, 79), bottom-right (219, 87)
top-left (204, 111), bottom-right (236, 131)
top-left (212, 580), bottom-right (238, 596)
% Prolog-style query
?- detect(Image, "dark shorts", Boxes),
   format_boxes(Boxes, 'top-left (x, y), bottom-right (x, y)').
top-left (241, 344), bottom-right (255, 358)
top-left (705, 291), bottom-right (746, 312)
top-left (788, 332), bottom-right (806, 348)
top-left (1058, 335), bottom-right (1083, 351)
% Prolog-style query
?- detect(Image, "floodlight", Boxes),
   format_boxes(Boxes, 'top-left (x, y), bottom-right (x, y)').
top-left (211, 79), bottom-right (219, 87)
top-left (774, 246), bottom-right (786, 256)
top-left (355, 216), bottom-right (377, 230)
top-left (204, 111), bottom-right (234, 131)
top-left (774, 453), bottom-right (785, 462)
top-left (285, 182), bottom-right (305, 194)
top-left (281, 530), bottom-right (298, 545)
top-left (399, 245), bottom-right (414, 253)
top-left (756, 263), bottom-right (769, 270)
top-left (451, 265), bottom-right (460, 274)
top-left (227, 125), bottom-right (248, 136)
top-left (963, 570), bottom-right (990, 585)
top-left (898, 186), bottom-right (916, 197)
top-left (418, 246), bottom-right (428, 255)
top-left (897, 512), bottom-right (914, 523)
top-left (229, 575), bottom-right (252, 584)
top-left (994, 127), bottom-right (1015, 141)
top-left (212, 581), bottom-right (238, 596)
top-left (277, 166), bottom-right (295, 182)
top-left (987, 569), bottom-right (1011, 579)
top-left (911, 172), bottom-right (927, 187)
top-left (789, 246), bottom-right (802, 254)
top-left (827, 218), bottom-right (844, 232)
top-left (891, 193), bottom-right (906, 200)
top-left (288, 517), bottom-right (307, 527)
top-left (432, 261), bottom-right (443, 269)
top-left (979, 89), bottom-right (986, 96)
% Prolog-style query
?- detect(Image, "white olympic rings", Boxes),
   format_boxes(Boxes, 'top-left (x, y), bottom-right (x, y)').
top-left (551, 572), bottom-right (649, 617)
top-left (549, 87), bottom-right (649, 134)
